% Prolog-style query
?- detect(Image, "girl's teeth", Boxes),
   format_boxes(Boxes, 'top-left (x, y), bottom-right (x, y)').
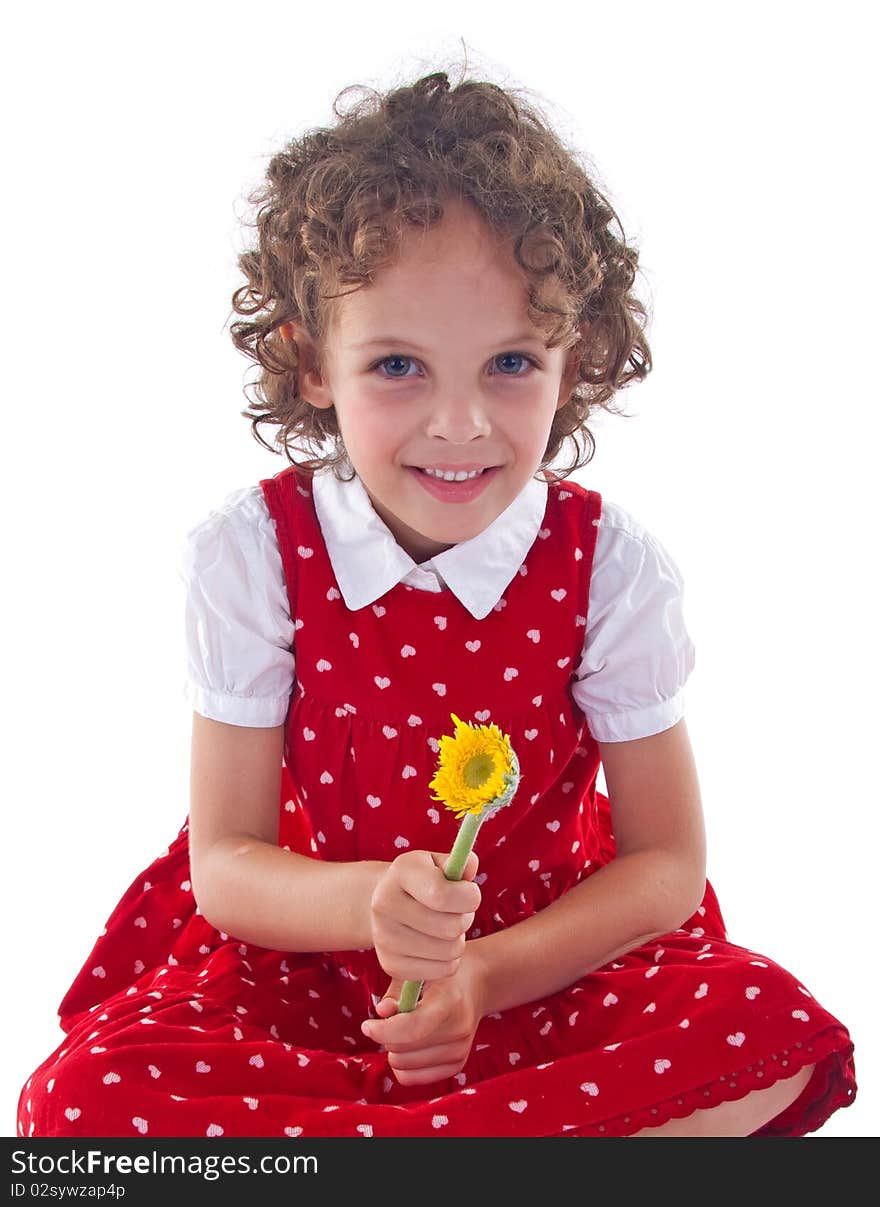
top-left (421, 467), bottom-right (485, 482)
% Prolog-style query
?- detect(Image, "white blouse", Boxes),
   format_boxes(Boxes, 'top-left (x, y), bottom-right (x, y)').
top-left (178, 468), bottom-right (696, 743)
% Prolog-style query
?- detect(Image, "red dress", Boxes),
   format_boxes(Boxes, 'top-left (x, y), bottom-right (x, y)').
top-left (17, 466), bottom-right (856, 1137)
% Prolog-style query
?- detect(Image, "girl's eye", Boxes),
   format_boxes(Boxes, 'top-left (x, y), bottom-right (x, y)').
top-left (492, 352), bottom-right (536, 376)
top-left (374, 355), bottom-right (418, 378)
top-left (371, 352), bottom-right (537, 379)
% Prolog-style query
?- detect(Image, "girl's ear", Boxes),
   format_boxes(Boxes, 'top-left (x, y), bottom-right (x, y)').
top-left (556, 322), bottom-right (589, 407)
top-left (556, 347), bottom-right (582, 408)
top-left (281, 320), bottom-right (334, 411)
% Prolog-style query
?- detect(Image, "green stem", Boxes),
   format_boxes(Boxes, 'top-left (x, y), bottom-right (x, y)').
top-left (396, 977), bottom-right (422, 1013)
top-left (396, 810), bottom-right (484, 1013)
top-left (444, 810), bottom-right (484, 880)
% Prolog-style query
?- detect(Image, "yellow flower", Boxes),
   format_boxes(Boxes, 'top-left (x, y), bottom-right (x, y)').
top-left (428, 712), bottom-right (518, 821)
top-left (398, 711), bottom-right (522, 1013)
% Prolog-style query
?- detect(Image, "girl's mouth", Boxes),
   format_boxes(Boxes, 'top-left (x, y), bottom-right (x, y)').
top-left (407, 465), bottom-right (501, 502)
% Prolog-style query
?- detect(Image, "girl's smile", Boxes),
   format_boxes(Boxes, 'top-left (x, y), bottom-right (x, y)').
top-left (405, 463), bottom-right (503, 503)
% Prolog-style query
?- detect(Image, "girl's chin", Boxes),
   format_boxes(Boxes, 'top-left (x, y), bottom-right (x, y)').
top-left (389, 504), bottom-right (498, 558)
top-left (367, 468), bottom-right (517, 554)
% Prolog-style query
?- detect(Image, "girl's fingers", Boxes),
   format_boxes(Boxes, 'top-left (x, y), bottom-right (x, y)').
top-left (385, 890), bottom-right (474, 941)
top-left (382, 952), bottom-right (460, 983)
top-left (399, 857), bottom-right (481, 916)
top-left (391, 1061), bottom-right (466, 1086)
top-left (387, 1041), bottom-right (467, 1071)
top-left (366, 1006), bottom-right (464, 1054)
top-left (380, 917), bottom-right (466, 962)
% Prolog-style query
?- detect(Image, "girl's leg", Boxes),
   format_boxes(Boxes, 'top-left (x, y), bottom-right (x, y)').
top-left (628, 1062), bottom-right (816, 1137)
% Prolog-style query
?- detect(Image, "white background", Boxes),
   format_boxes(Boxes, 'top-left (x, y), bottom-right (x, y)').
top-left (3, 1), bottom-right (876, 1138)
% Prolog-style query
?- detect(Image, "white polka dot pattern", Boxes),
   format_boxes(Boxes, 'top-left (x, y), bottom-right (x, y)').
top-left (15, 468), bottom-right (856, 1138)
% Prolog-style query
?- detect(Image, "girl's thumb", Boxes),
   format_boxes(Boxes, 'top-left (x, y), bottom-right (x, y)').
top-left (435, 848), bottom-right (479, 880)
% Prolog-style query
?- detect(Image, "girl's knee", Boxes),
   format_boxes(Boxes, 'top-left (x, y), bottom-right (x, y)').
top-left (630, 1062), bottom-right (817, 1138)
top-left (19, 1047), bottom-right (93, 1137)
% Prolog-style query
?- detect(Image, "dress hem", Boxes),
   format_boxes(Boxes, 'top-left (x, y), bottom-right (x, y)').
top-left (549, 1027), bottom-right (854, 1138)
top-left (18, 1023), bottom-right (855, 1139)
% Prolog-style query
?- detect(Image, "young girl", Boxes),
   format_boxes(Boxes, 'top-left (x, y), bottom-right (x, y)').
top-left (17, 69), bottom-right (856, 1139)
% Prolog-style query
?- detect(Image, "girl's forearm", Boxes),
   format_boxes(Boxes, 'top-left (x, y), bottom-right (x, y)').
top-left (196, 836), bottom-right (388, 953)
top-left (470, 849), bottom-right (705, 1016)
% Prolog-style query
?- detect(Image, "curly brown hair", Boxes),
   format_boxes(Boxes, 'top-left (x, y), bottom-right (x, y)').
top-left (230, 66), bottom-right (652, 481)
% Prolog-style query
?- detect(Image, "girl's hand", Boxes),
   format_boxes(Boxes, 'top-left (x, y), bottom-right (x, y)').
top-left (369, 849), bottom-right (481, 984)
top-left (361, 945), bottom-right (489, 1086)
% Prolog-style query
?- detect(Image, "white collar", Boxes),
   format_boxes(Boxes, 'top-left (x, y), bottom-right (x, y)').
top-left (311, 467), bottom-right (549, 621)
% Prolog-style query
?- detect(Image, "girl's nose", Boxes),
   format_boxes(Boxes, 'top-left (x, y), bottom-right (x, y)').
top-left (424, 396), bottom-right (492, 443)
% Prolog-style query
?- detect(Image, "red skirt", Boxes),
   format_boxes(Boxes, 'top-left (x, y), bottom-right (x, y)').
top-left (17, 787), bottom-right (856, 1138)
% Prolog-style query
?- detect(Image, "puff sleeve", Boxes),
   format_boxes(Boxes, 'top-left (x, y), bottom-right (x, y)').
top-left (571, 500), bottom-right (696, 743)
top-left (177, 485), bottom-right (295, 727)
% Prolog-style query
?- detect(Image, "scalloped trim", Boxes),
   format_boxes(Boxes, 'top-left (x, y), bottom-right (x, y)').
top-left (552, 1027), bottom-right (854, 1137)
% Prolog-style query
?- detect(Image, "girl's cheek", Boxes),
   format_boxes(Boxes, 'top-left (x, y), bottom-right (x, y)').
top-left (358, 399), bottom-right (418, 442)
top-left (350, 387), bottom-right (413, 418)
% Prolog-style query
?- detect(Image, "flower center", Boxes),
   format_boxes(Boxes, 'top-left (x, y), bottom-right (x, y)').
top-left (462, 753), bottom-right (495, 790)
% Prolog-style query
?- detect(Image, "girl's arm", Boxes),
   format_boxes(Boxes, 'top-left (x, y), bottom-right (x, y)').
top-left (468, 717), bottom-right (707, 1016)
top-left (190, 713), bottom-right (477, 969)
top-left (188, 713), bottom-right (387, 952)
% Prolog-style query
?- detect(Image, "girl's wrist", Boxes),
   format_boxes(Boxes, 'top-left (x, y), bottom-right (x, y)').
top-left (357, 859), bottom-right (390, 951)
top-left (467, 927), bottom-right (537, 1018)
top-left (464, 936), bottom-right (495, 1019)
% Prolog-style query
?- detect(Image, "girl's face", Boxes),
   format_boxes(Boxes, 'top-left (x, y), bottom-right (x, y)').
top-left (288, 199), bottom-right (580, 564)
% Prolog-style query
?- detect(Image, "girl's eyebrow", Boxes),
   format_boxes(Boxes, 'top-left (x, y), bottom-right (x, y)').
top-left (352, 333), bottom-right (546, 351)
